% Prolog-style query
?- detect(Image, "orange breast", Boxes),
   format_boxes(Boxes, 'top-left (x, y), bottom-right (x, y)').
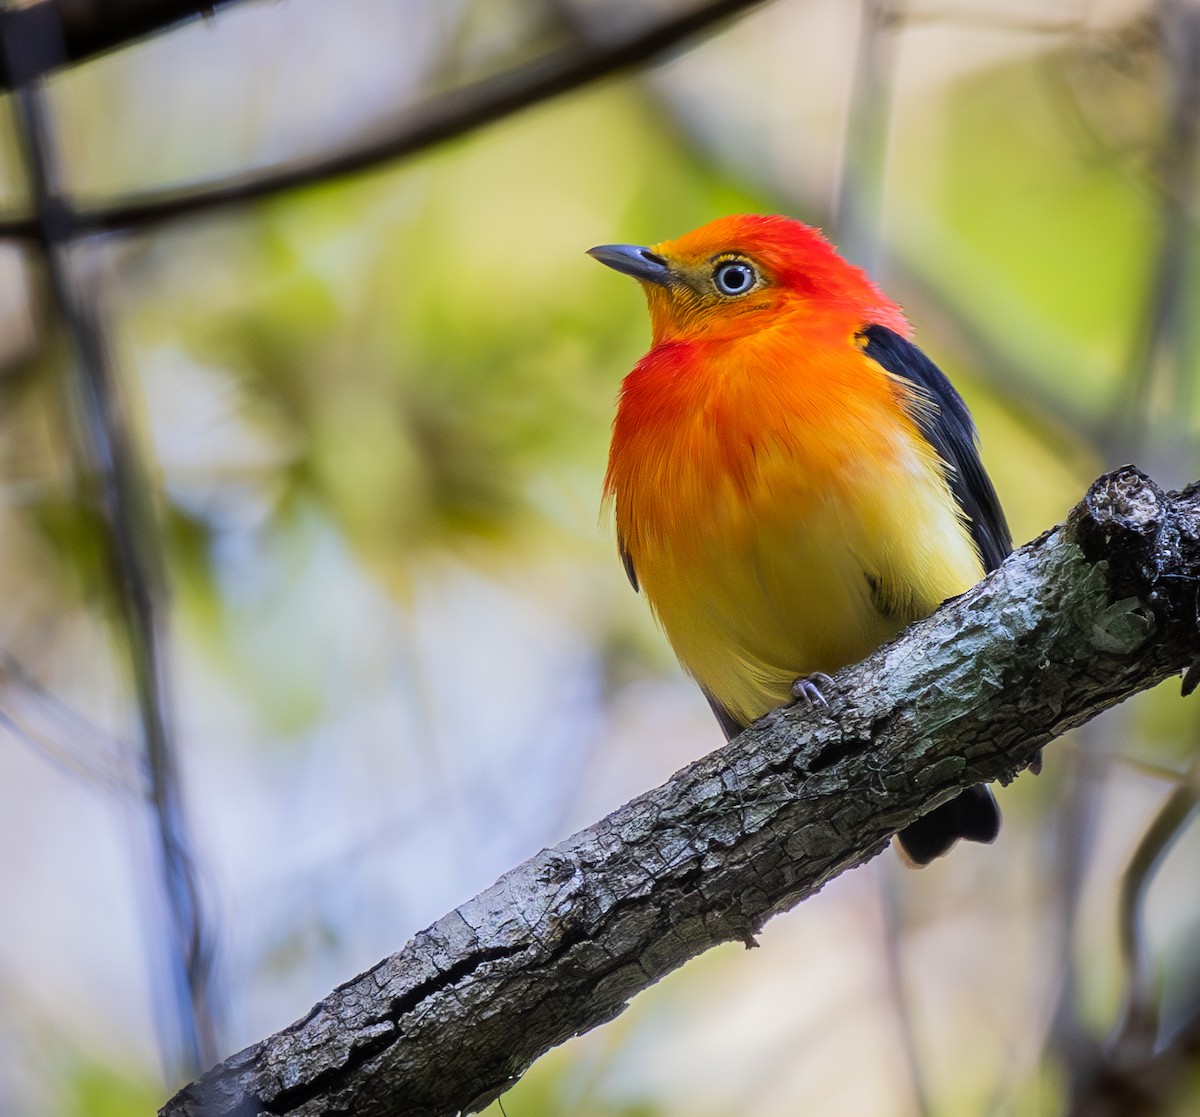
top-left (605, 323), bottom-right (984, 727)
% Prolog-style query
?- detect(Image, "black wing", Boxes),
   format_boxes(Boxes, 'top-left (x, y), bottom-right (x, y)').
top-left (617, 532), bottom-right (638, 591)
top-left (859, 324), bottom-right (1012, 573)
top-left (704, 689), bottom-right (746, 740)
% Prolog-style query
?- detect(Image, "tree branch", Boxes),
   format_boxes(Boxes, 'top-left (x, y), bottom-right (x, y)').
top-left (1067, 980), bottom-right (1200, 1117)
top-left (0, 0), bottom-right (772, 241)
top-left (0, 1), bottom-right (235, 89)
top-left (159, 467), bottom-right (1200, 1117)
top-left (1, 3), bottom-right (218, 1079)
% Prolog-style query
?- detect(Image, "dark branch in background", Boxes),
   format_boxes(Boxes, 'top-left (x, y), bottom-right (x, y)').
top-left (0, 0), bottom-right (1113, 457)
top-left (0, 649), bottom-right (144, 795)
top-left (1068, 973), bottom-right (1200, 1117)
top-left (0, 0), bottom-right (773, 241)
top-left (0, 0), bottom-right (236, 90)
top-left (1109, 749), bottom-right (1200, 1060)
top-left (159, 468), bottom-right (1200, 1117)
top-left (0, 4), bottom-right (217, 1080)
top-left (0, 0), bottom-right (1114, 466)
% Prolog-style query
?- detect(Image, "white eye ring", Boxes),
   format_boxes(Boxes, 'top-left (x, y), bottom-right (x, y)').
top-left (713, 261), bottom-right (756, 296)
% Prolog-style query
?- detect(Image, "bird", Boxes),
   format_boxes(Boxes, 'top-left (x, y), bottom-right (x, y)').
top-left (588, 214), bottom-right (1012, 865)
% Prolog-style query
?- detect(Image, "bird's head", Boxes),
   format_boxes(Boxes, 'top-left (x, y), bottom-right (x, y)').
top-left (588, 214), bottom-right (907, 346)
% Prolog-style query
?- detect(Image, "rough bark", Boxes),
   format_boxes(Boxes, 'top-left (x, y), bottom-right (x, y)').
top-left (160, 467), bottom-right (1200, 1117)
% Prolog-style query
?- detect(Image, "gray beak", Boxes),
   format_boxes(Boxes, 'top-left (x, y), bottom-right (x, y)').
top-left (587, 244), bottom-right (672, 286)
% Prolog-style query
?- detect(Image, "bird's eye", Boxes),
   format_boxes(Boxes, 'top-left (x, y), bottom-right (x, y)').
top-left (713, 261), bottom-right (756, 296)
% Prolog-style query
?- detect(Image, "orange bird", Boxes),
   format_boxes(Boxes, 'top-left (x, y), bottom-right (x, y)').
top-left (589, 214), bottom-right (1011, 864)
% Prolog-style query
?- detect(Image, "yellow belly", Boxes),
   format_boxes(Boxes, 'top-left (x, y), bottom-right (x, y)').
top-left (625, 430), bottom-right (984, 728)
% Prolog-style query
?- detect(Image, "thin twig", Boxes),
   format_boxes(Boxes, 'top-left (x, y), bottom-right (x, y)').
top-left (1109, 744), bottom-right (1200, 1062)
top-left (0, 648), bottom-right (144, 795)
top-left (0, 3), bottom-right (217, 1080)
top-left (1067, 980), bottom-right (1200, 1116)
top-left (0, 0), bottom-right (237, 90)
top-left (0, 0), bottom-right (774, 241)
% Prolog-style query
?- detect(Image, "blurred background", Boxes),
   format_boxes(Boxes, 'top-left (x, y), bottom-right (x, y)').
top-left (0, 0), bottom-right (1197, 1113)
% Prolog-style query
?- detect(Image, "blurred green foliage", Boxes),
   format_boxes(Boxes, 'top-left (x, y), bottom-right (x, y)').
top-left (65, 1061), bottom-right (161, 1117)
top-left (942, 54), bottom-right (1159, 380)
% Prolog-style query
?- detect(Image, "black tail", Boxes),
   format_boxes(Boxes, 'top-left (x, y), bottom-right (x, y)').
top-left (896, 785), bottom-right (1000, 866)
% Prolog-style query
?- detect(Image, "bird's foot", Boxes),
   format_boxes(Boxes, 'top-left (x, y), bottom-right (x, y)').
top-left (790, 672), bottom-right (834, 709)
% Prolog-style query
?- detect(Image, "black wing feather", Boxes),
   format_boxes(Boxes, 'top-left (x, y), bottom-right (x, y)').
top-left (859, 324), bottom-right (1012, 573)
top-left (861, 325), bottom-right (1011, 863)
top-left (617, 533), bottom-right (638, 591)
top-left (704, 689), bottom-right (746, 740)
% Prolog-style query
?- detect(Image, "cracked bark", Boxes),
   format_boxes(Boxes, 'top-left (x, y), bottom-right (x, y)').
top-left (159, 466), bottom-right (1200, 1117)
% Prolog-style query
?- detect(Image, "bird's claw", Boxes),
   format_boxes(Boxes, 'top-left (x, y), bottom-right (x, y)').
top-left (790, 672), bottom-right (834, 708)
